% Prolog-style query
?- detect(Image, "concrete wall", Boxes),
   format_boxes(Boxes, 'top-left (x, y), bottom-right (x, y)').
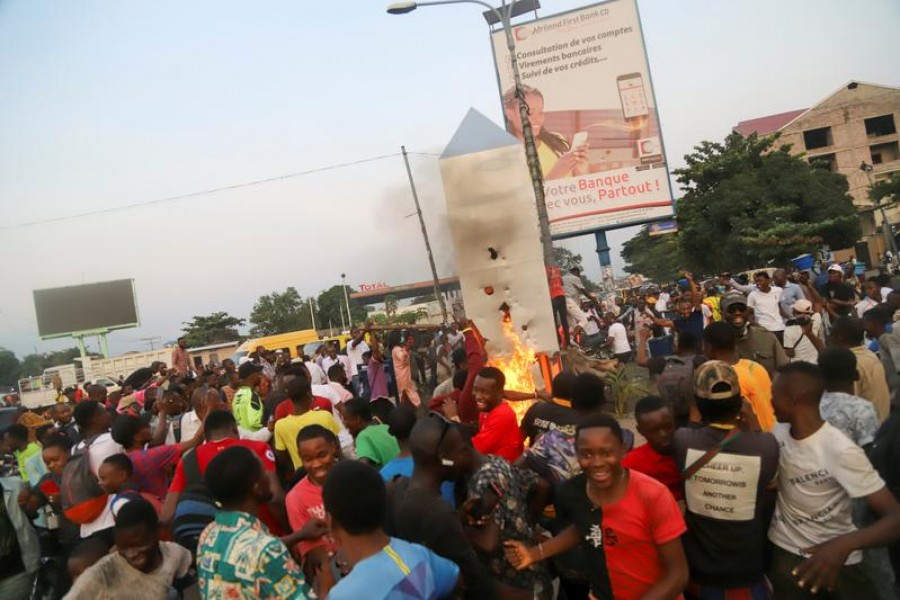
top-left (778, 83), bottom-right (900, 263)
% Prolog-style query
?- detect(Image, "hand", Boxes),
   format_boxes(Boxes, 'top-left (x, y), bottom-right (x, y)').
top-left (297, 517), bottom-right (329, 540)
top-left (800, 320), bottom-right (814, 337)
top-left (794, 539), bottom-right (853, 594)
top-left (503, 540), bottom-right (537, 571)
top-left (442, 398), bottom-right (459, 419)
top-left (535, 389), bottom-right (552, 402)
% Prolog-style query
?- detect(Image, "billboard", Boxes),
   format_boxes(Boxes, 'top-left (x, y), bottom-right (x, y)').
top-left (491, 0), bottom-right (673, 237)
top-left (33, 279), bottom-right (139, 339)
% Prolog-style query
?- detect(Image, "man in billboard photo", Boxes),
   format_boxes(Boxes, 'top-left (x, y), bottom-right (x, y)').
top-left (502, 85), bottom-right (589, 180)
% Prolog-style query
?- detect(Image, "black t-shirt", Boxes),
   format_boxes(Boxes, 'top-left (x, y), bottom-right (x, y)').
top-left (820, 282), bottom-right (857, 316)
top-left (554, 474), bottom-right (614, 599)
top-left (385, 479), bottom-right (496, 600)
top-left (671, 427), bottom-right (779, 586)
top-left (520, 400), bottom-right (581, 445)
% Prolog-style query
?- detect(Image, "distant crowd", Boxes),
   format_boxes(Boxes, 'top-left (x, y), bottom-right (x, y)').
top-left (2, 261), bottom-right (900, 599)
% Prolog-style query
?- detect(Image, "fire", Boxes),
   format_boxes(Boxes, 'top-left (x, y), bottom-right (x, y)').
top-left (488, 316), bottom-right (537, 423)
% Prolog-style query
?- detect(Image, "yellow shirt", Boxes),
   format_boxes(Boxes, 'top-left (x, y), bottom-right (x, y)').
top-left (537, 141), bottom-right (560, 178)
top-left (851, 346), bottom-right (891, 422)
top-left (274, 410), bottom-right (340, 469)
top-left (733, 359), bottom-right (776, 432)
top-left (703, 296), bottom-right (722, 322)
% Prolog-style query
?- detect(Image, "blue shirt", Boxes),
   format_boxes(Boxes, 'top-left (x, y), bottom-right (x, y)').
top-left (380, 456), bottom-right (456, 506)
top-left (779, 282), bottom-right (807, 317)
top-left (328, 537), bottom-right (459, 600)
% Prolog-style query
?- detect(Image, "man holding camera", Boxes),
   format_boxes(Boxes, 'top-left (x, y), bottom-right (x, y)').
top-left (783, 299), bottom-right (825, 364)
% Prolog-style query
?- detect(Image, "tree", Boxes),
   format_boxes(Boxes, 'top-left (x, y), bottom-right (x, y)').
top-left (383, 295), bottom-right (399, 318)
top-left (552, 247), bottom-right (584, 272)
top-left (20, 354), bottom-right (45, 377)
top-left (182, 312), bottom-right (245, 347)
top-left (316, 286), bottom-right (367, 330)
top-left (870, 173), bottom-right (900, 206)
top-left (672, 132), bottom-right (860, 273)
top-left (0, 349), bottom-right (21, 387)
top-left (621, 227), bottom-right (688, 283)
top-left (18, 347), bottom-right (83, 378)
top-left (250, 287), bottom-right (312, 336)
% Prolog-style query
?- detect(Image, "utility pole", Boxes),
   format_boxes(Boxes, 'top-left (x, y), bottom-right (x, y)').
top-left (140, 336), bottom-right (161, 350)
top-left (401, 145), bottom-right (450, 323)
top-left (309, 297), bottom-right (317, 331)
top-left (341, 273), bottom-right (353, 329)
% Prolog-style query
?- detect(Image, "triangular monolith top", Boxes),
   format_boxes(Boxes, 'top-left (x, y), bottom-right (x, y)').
top-left (440, 108), bottom-right (520, 159)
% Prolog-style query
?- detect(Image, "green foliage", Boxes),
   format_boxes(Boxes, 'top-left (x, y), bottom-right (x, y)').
top-left (182, 312), bottom-right (245, 346)
top-left (18, 347), bottom-right (83, 378)
top-left (0, 349), bottom-right (21, 387)
top-left (250, 287), bottom-right (312, 336)
top-left (604, 367), bottom-right (649, 418)
top-left (316, 286), bottom-right (367, 330)
top-left (621, 227), bottom-right (688, 283)
top-left (384, 295), bottom-right (399, 318)
top-left (870, 173), bottom-right (900, 206)
top-left (627, 132), bottom-right (861, 275)
top-left (552, 247), bottom-right (584, 272)
top-left (553, 246), bottom-right (602, 291)
top-left (673, 133), bottom-right (860, 273)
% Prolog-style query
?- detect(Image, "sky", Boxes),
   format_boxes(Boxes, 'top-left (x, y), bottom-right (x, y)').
top-left (1, 0), bottom-right (899, 359)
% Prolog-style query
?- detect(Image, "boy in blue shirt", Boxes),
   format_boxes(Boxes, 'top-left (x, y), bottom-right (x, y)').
top-left (323, 460), bottom-right (459, 600)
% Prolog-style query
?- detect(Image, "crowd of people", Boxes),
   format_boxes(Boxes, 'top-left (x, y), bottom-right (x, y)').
top-left (2, 261), bottom-right (900, 599)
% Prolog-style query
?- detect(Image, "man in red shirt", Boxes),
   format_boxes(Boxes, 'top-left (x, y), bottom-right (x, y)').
top-left (447, 366), bottom-right (523, 463)
top-left (161, 410), bottom-right (287, 548)
top-left (547, 265), bottom-right (570, 348)
top-left (622, 395), bottom-right (683, 501)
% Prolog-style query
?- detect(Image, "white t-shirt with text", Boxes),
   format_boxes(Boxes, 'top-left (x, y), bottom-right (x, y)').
top-left (768, 422), bottom-right (884, 564)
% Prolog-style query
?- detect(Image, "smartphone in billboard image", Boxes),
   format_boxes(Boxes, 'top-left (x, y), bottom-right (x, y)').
top-left (617, 72), bottom-right (650, 120)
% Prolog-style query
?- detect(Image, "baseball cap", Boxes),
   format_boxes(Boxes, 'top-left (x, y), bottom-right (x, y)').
top-left (792, 299), bottom-right (814, 314)
top-left (238, 361), bottom-right (263, 379)
top-left (694, 361), bottom-right (741, 400)
top-left (719, 293), bottom-right (748, 313)
top-left (828, 263), bottom-right (844, 273)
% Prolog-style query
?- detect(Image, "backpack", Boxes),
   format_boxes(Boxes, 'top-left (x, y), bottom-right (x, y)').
top-left (656, 356), bottom-right (695, 424)
top-left (60, 437), bottom-right (109, 524)
top-left (171, 449), bottom-right (218, 554)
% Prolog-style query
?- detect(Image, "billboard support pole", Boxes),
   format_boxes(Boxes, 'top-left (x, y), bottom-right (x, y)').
top-left (98, 333), bottom-right (109, 359)
top-left (74, 336), bottom-right (88, 361)
top-left (595, 230), bottom-right (612, 291)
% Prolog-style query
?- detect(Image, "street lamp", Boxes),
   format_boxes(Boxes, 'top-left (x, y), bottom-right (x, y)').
top-left (860, 161), bottom-right (898, 268)
top-left (341, 273), bottom-right (353, 330)
top-left (387, 0), bottom-right (555, 266)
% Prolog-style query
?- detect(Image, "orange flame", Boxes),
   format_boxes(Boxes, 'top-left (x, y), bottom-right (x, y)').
top-left (488, 316), bottom-right (537, 422)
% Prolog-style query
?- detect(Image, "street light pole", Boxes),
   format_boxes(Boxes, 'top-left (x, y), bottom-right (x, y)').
top-left (401, 146), bottom-right (450, 323)
top-left (388, 0), bottom-right (555, 266)
top-left (341, 273), bottom-right (353, 329)
top-left (861, 161), bottom-right (898, 268)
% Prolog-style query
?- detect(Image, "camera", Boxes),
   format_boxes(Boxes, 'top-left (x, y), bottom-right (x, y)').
top-left (786, 316), bottom-right (811, 327)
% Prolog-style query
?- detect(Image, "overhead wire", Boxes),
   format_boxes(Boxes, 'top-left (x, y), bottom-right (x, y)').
top-left (1, 150), bottom-right (439, 231)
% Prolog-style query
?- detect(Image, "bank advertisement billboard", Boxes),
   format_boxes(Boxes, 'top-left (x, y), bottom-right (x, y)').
top-left (491, 0), bottom-right (673, 237)
top-left (33, 279), bottom-right (139, 339)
